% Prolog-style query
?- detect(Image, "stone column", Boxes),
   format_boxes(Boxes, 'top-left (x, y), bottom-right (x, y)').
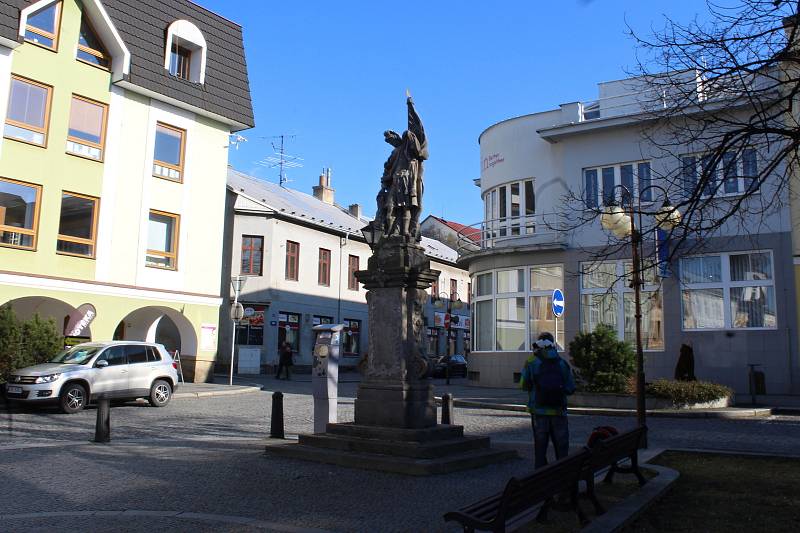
top-left (354, 237), bottom-right (439, 429)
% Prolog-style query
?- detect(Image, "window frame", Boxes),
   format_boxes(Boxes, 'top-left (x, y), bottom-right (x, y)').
top-left (680, 250), bottom-right (776, 331)
top-left (285, 240), bottom-right (299, 281)
top-left (240, 235), bottom-right (263, 276)
top-left (169, 42), bottom-right (192, 80)
top-left (0, 176), bottom-right (42, 251)
top-left (347, 254), bottom-right (360, 291)
top-left (342, 319), bottom-right (361, 356)
top-left (24, 1), bottom-right (62, 52)
top-left (579, 260), bottom-right (664, 351)
top-left (681, 149), bottom-right (759, 199)
top-left (483, 178), bottom-right (535, 240)
top-left (66, 94), bottom-right (108, 162)
top-left (56, 191), bottom-right (99, 259)
top-left (4, 75), bottom-right (53, 148)
top-left (583, 160), bottom-right (652, 208)
top-left (76, 15), bottom-right (111, 70)
top-left (145, 209), bottom-right (180, 270)
top-left (318, 248), bottom-right (331, 286)
top-left (152, 122), bottom-right (187, 182)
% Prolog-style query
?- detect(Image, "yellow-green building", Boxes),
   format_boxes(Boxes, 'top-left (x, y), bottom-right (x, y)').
top-left (0, 0), bottom-right (254, 381)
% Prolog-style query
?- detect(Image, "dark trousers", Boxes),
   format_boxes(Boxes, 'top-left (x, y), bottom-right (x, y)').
top-left (276, 361), bottom-right (291, 379)
top-left (531, 414), bottom-right (569, 469)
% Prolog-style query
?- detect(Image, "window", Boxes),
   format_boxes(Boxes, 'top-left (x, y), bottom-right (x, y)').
top-left (682, 150), bottom-right (759, 197)
top-left (285, 241), bottom-right (299, 280)
top-left (57, 192), bottom-right (98, 258)
top-left (66, 95), bottom-right (107, 160)
top-left (348, 255), bottom-right (360, 291)
top-left (98, 346), bottom-right (127, 366)
top-left (450, 279), bottom-right (458, 300)
top-left (146, 210), bottom-right (179, 269)
top-left (497, 269), bottom-right (524, 293)
top-left (343, 319), bottom-right (361, 355)
top-left (169, 42), bottom-right (192, 80)
top-left (583, 161), bottom-right (651, 207)
top-left (241, 236), bottom-right (263, 275)
top-left (278, 312), bottom-right (300, 352)
top-left (681, 252), bottom-right (776, 330)
top-left (467, 283), bottom-right (472, 304)
top-left (76, 17), bottom-right (110, 68)
top-left (318, 248), bottom-right (331, 286)
top-left (484, 178), bottom-right (535, 239)
top-left (496, 297), bottom-right (526, 351)
top-left (0, 177), bottom-right (41, 250)
top-left (529, 265), bottom-right (565, 349)
top-left (153, 123), bottom-right (186, 181)
top-left (580, 261), bottom-right (664, 350)
top-left (475, 273), bottom-right (492, 297)
top-left (431, 278), bottom-right (439, 298)
top-left (474, 300), bottom-right (493, 351)
top-left (5, 76), bottom-right (52, 146)
top-left (236, 305), bottom-right (265, 345)
top-left (126, 345), bottom-right (149, 364)
top-left (24, 2), bottom-right (61, 50)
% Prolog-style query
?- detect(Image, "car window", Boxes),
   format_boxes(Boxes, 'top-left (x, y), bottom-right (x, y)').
top-left (98, 346), bottom-right (127, 366)
top-left (146, 346), bottom-right (162, 362)
top-left (50, 345), bottom-right (101, 365)
top-left (126, 345), bottom-right (148, 364)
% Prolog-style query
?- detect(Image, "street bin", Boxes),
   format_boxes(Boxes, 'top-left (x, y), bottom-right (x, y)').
top-left (312, 324), bottom-right (342, 433)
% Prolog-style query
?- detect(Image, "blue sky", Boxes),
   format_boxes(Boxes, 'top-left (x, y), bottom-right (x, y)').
top-left (202, 0), bottom-right (703, 226)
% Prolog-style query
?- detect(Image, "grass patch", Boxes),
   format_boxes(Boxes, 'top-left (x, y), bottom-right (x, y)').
top-left (625, 451), bottom-right (800, 532)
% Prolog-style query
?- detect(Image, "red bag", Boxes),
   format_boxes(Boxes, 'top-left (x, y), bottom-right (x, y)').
top-left (586, 425), bottom-right (619, 448)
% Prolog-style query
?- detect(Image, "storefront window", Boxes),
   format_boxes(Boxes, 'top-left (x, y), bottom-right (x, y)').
top-left (496, 297), bottom-right (525, 351)
top-left (342, 319), bottom-right (360, 355)
top-left (236, 304), bottom-right (265, 345)
top-left (474, 300), bottom-right (493, 351)
top-left (278, 312), bottom-right (300, 352)
top-left (497, 269), bottom-right (524, 293)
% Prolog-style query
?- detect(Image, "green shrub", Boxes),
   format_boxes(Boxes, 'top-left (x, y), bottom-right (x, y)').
top-left (646, 379), bottom-right (733, 407)
top-left (568, 324), bottom-right (636, 393)
top-left (0, 306), bottom-right (63, 383)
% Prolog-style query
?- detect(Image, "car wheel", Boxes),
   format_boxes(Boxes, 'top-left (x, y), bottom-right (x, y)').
top-left (149, 379), bottom-right (172, 407)
top-left (59, 383), bottom-right (87, 414)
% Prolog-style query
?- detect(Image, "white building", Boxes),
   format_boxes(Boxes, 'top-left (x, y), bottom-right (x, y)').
top-left (219, 169), bottom-right (471, 373)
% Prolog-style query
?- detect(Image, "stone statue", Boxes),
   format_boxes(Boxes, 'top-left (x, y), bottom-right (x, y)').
top-left (375, 95), bottom-right (428, 242)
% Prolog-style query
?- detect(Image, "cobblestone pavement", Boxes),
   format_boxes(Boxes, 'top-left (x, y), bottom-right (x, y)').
top-left (2, 390), bottom-right (800, 532)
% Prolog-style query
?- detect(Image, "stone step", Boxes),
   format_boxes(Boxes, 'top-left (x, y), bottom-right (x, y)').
top-left (266, 441), bottom-right (519, 476)
top-left (325, 422), bottom-right (464, 442)
top-left (298, 433), bottom-right (492, 459)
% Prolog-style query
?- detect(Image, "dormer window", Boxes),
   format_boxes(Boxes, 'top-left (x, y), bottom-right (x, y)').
top-left (164, 20), bottom-right (207, 84)
top-left (77, 17), bottom-right (110, 69)
top-left (169, 41), bottom-right (192, 80)
top-left (24, 1), bottom-right (61, 50)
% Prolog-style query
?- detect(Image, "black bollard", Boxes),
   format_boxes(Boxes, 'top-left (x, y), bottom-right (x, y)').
top-left (270, 391), bottom-right (285, 439)
top-left (93, 397), bottom-right (111, 443)
top-left (441, 393), bottom-right (454, 425)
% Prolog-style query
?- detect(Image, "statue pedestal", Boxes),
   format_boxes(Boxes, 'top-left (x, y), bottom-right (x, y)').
top-left (266, 233), bottom-right (518, 474)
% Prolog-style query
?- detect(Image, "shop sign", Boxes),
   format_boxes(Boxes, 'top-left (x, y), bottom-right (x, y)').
top-left (241, 305), bottom-right (265, 326)
top-left (64, 303), bottom-right (97, 337)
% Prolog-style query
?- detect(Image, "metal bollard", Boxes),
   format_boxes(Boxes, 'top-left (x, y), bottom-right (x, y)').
top-left (441, 393), bottom-right (454, 425)
top-left (270, 391), bottom-right (285, 439)
top-left (93, 397), bottom-right (111, 443)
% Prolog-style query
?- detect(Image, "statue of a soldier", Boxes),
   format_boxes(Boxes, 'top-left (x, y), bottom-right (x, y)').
top-left (375, 94), bottom-right (428, 242)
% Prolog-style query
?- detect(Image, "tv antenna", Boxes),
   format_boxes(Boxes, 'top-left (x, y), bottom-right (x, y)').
top-left (256, 134), bottom-right (303, 187)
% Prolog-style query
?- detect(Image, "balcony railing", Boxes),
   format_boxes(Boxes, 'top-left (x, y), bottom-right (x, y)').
top-left (456, 213), bottom-right (566, 256)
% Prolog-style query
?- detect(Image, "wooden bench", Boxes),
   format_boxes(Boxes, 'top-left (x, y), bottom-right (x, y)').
top-left (581, 425), bottom-right (648, 515)
top-left (444, 449), bottom-right (591, 533)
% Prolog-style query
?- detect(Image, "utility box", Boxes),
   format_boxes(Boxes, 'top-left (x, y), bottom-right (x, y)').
top-left (312, 324), bottom-right (342, 433)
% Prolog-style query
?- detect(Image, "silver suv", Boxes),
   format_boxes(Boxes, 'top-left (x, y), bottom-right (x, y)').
top-left (5, 341), bottom-right (179, 413)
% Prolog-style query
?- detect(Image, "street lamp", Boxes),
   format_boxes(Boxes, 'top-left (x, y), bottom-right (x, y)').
top-left (361, 221), bottom-right (381, 251)
top-left (600, 185), bottom-right (680, 445)
top-left (434, 291), bottom-right (463, 385)
top-left (229, 275), bottom-right (247, 386)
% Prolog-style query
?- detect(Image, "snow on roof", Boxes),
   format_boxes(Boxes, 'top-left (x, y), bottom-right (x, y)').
top-left (227, 168), bottom-right (459, 263)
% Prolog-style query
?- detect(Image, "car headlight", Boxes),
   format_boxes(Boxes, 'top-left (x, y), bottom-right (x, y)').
top-left (34, 374), bottom-right (61, 384)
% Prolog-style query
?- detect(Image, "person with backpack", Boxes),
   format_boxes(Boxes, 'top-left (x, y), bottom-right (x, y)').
top-left (519, 331), bottom-right (576, 468)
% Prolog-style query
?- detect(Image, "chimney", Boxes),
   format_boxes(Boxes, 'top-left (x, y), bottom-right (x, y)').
top-left (313, 167), bottom-right (335, 205)
top-left (348, 203), bottom-right (362, 219)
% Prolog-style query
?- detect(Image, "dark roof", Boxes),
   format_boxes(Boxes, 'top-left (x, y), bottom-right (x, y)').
top-left (0, 0), bottom-right (254, 130)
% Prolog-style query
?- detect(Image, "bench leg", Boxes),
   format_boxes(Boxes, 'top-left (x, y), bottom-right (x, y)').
top-left (572, 485), bottom-right (590, 526)
top-left (536, 500), bottom-right (550, 523)
top-left (631, 453), bottom-right (647, 486)
top-left (585, 476), bottom-right (606, 515)
top-left (603, 464), bottom-right (616, 484)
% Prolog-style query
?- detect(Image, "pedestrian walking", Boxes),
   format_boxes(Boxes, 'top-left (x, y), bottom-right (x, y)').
top-left (519, 331), bottom-right (576, 468)
top-left (276, 342), bottom-right (293, 380)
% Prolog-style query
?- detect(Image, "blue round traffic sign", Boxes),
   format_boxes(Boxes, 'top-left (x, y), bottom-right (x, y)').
top-left (552, 289), bottom-right (565, 318)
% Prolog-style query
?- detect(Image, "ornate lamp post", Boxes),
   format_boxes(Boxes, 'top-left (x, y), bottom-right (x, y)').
top-left (600, 185), bottom-right (681, 443)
